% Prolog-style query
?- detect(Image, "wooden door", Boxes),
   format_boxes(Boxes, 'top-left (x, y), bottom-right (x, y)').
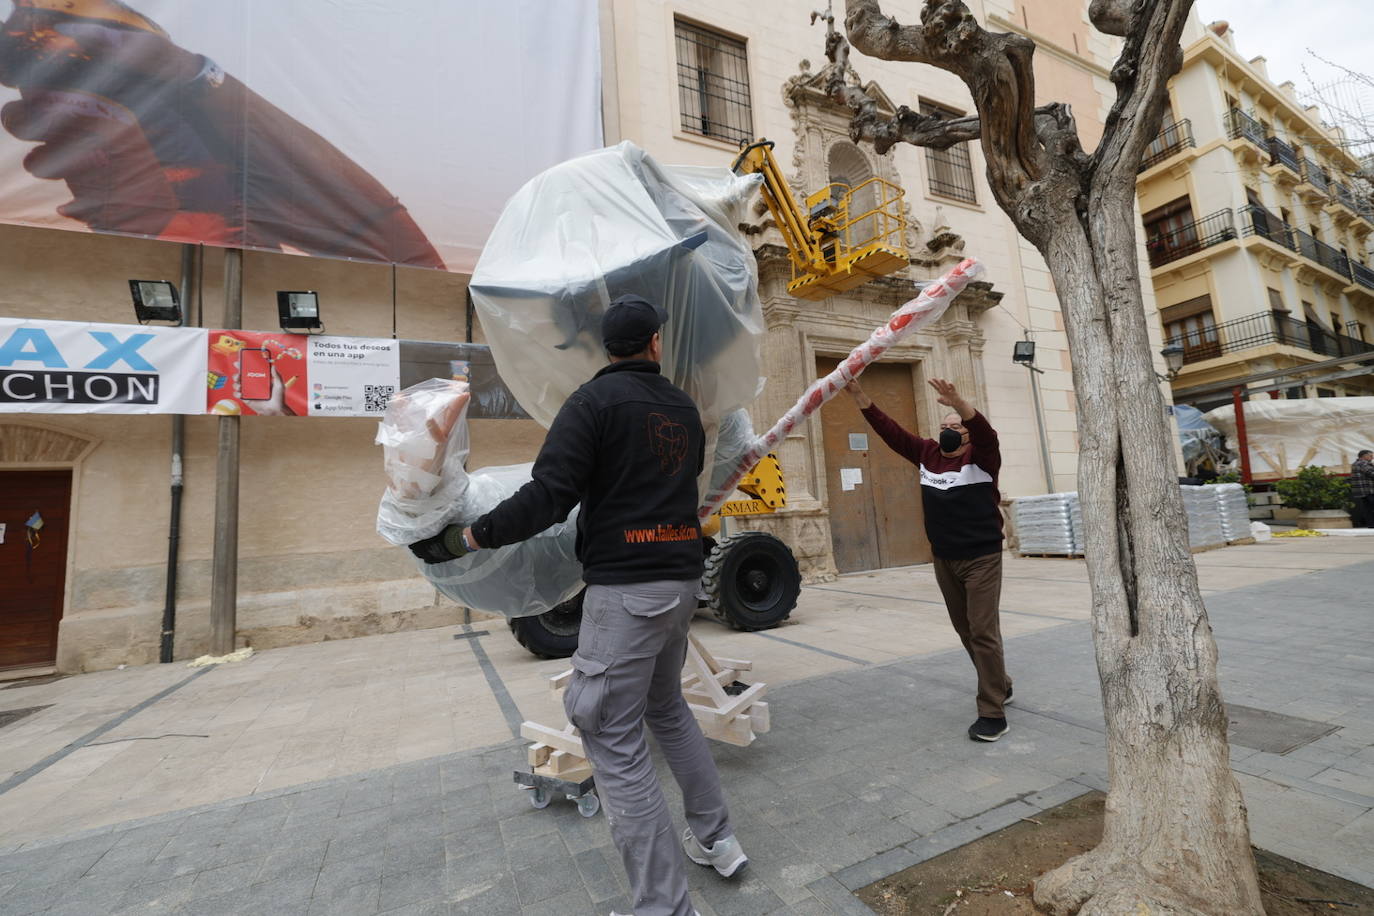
top-left (817, 358), bottom-right (931, 572)
top-left (0, 470), bottom-right (72, 670)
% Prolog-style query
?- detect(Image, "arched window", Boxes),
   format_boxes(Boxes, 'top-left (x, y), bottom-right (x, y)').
top-left (827, 142), bottom-right (878, 252)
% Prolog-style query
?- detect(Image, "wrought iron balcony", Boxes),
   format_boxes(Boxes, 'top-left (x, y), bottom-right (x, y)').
top-left (1145, 209), bottom-right (1237, 268)
top-left (1290, 227), bottom-right (1351, 278)
top-left (1267, 137), bottom-right (1301, 174)
top-left (1224, 109), bottom-right (1268, 151)
top-left (1333, 182), bottom-right (1357, 211)
top-left (1239, 204), bottom-right (1294, 250)
top-left (1358, 198), bottom-right (1374, 225)
top-left (1301, 158), bottom-right (1330, 194)
top-left (1352, 260), bottom-right (1374, 292)
top-left (1167, 310), bottom-right (1374, 365)
top-left (1139, 119), bottom-right (1195, 172)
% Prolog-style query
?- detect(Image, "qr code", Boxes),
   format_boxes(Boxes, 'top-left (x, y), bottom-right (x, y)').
top-left (363, 385), bottom-right (395, 412)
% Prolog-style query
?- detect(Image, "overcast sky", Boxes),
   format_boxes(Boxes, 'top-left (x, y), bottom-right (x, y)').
top-left (1194, 0), bottom-right (1369, 97)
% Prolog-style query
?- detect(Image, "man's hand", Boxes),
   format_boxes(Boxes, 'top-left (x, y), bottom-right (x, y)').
top-left (842, 378), bottom-right (873, 410)
top-left (408, 525), bottom-right (477, 565)
top-left (928, 378), bottom-right (974, 421)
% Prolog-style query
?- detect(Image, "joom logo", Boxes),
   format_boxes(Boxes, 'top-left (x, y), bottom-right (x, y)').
top-left (0, 328), bottom-right (161, 405)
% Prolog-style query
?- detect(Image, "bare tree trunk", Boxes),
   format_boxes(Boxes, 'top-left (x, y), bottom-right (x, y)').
top-left (823, 0), bottom-right (1266, 911)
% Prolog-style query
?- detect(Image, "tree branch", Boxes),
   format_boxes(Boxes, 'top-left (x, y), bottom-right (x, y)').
top-left (843, 0), bottom-right (1047, 195)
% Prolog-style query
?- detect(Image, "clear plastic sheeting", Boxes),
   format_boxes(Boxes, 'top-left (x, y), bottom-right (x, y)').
top-left (1205, 397), bottom-right (1374, 479)
top-left (1173, 404), bottom-right (1228, 474)
top-left (1181, 485), bottom-right (1228, 549)
top-left (375, 379), bottom-right (582, 619)
top-left (1011, 492), bottom-right (1083, 555)
top-left (469, 141), bottom-right (766, 432)
top-left (1214, 483), bottom-right (1252, 541)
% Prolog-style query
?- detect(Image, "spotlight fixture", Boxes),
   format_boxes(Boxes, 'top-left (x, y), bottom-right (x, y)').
top-left (277, 290), bottom-right (323, 332)
top-left (128, 280), bottom-right (182, 325)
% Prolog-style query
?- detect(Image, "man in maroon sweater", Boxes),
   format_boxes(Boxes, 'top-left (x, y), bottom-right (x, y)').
top-left (840, 377), bottom-right (1012, 741)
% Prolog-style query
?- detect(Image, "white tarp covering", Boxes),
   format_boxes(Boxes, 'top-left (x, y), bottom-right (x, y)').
top-left (1205, 397), bottom-right (1374, 478)
top-left (0, 0), bottom-right (602, 272)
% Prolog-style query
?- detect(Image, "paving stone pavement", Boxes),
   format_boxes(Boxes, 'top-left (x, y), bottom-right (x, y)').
top-left (1, 557), bottom-right (1372, 914)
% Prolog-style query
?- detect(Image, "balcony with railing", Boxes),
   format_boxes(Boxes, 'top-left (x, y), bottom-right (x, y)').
top-left (1333, 182), bottom-right (1357, 211)
top-left (1139, 119), bottom-right (1195, 172)
top-left (1353, 261), bottom-right (1374, 292)
top-left (1239, 204), bottom-right (1294, 250)
top-left (1145, 209), bottom-right (1237, 268)
top-left (1290, 228), bottom-right (1351, 277)
top-left (1301, 158), bottom-right (1330, 195)
top-left (1267, 137), bottom-right (1301, 175)
top-left (1224, 109), bottom-right (1268, 151)
top-left (1167, 310), bottom-right (1374, 366)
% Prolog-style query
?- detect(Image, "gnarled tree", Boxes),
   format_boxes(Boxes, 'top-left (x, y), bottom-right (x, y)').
top-left (818, 1), bottom-right (1264, 912)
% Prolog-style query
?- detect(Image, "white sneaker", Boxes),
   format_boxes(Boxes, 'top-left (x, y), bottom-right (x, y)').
top-left (682, 827), bottom-right (748, 878)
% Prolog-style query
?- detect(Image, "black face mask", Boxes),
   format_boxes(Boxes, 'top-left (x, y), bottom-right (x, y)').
top-left (939, 428), bottom-right (964, 452)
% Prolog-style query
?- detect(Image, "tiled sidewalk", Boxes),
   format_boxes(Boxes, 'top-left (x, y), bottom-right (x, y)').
top-left (1, 549), bottom-right (1371, 914)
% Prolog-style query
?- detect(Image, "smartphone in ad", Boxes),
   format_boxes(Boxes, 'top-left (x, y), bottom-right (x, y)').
top-left (239, 348), bottom-right (273, 400)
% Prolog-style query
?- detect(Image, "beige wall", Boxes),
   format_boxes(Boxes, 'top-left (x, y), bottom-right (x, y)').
top-left (0, 223), bottom-right (547, 672)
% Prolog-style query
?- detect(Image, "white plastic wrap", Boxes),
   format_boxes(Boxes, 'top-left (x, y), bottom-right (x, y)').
top-left (1205, 396), bottom-right (1374, 479)
top-left (1012, 492), bottom-right (1083, 555)
top-left (1181, 485), bottom-right (1227, 549)
top-left (469, 141), bottom-right (766, 433)
top-left (1213, 483), bottom-right (1251, 541)
top-left (375, 380), bottom-right (582, 618)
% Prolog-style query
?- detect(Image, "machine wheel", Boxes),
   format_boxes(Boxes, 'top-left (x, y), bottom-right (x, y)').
top-left (529, 787), bottom-right (550, 809)
top-left (702, 531), bottom-right (801, 631)
top-left (508, 589), bottom-right (585, 659)
top-left (576, 793), bottom-right (601, 818)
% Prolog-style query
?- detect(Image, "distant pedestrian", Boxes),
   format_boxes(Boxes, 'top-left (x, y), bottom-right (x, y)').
top-left (835, 376), bottom-right (1012, 742)
top-left (1351, 450), bottom-right (1374, 528)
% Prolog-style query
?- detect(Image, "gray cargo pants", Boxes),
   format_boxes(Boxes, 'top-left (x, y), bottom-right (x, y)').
top-left (564, 579), bottom-right (732, 916)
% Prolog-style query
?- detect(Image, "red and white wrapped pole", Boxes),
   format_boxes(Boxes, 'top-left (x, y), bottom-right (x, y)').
top-left (698, 256), bottom-right (986, 520)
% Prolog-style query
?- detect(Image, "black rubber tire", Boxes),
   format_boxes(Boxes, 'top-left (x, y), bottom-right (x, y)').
top-left (702, 531), bottom-right (801, 630)
top-left (508, 589), bottom-right (585, 659)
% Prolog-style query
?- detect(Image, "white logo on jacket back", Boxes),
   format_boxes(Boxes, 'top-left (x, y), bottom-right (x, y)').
top-left (919, 462), bottom-right (994, 490)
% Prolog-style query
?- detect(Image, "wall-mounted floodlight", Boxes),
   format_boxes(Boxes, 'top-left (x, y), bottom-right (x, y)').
top-left (128, 280), bottom-right (182, 325)
top-left (1012, 340), bottom-right (1036, 365)
top-left (277, 290), bottom-right (323, 332)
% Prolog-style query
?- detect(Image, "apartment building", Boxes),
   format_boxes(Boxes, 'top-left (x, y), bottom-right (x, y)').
top-left (1138, 19), bottom-right (1374, 410)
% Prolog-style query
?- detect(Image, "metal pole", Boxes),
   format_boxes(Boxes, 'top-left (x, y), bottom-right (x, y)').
top-left (160, 244), bottom-right (196, 662)
top-left (1233, 385), bottom-right (1252, 485)
top-left (210, 248), bottom-right (242, 655)
top-left (1026, 355), bottom-right (1056, 494)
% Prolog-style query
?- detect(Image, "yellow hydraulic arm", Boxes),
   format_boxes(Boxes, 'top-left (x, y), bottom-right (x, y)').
top-left (731, 139), bottom-right (909, 301)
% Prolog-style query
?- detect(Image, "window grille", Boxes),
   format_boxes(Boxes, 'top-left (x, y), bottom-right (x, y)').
top-left (675, 20), bottom-right (753, 145)
top-left (919, 101), bottom-right (977, 204)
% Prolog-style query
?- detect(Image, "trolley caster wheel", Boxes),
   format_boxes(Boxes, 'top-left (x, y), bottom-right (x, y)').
top-left (576, 793), bottom-right (600, 818)
top-left (529, 787), bottom-right (551, 809)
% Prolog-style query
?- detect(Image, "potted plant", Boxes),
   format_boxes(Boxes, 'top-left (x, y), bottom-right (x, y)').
top-left (1274, 465), bottom-right (1353, 529)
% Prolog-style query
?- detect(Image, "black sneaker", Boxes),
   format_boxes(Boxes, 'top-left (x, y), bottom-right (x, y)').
top-left (968, 717), bottom-right (1009, 742)
top-left (1004, 684), bottom-right (1013, 705)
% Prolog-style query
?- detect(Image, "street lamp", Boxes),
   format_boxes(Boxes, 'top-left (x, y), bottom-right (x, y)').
top-left (1159, 343), bottom-right (1185, 381)
top-left (1013, 337), bottom-right (1056, 493)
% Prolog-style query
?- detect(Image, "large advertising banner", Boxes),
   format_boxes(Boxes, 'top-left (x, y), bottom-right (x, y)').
top-left (0, 317), bottom-right (207, 413)
top-left (205, 331), bottom-right (399, 417)
top-left (0, 0), bottom-right (603, 273)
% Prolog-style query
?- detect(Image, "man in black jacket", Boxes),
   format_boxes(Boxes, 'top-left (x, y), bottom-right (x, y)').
top-left (410, 295), bottom-right (744, 916)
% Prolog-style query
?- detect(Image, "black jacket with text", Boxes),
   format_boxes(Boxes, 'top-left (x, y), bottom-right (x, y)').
top-left (471, 359), bottom-right (706, 585)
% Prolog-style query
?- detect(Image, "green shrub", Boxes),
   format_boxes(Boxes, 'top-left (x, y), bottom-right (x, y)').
top-left (1274, 465), bottom-right (1352, 511)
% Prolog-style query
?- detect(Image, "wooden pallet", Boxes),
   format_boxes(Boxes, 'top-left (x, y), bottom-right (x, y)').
top-left (517, 634), bottom-right (769, 799)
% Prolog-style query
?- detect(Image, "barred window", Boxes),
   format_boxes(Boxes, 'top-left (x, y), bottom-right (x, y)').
top-left (675, 20), bottom-right (753, 145)
top-left (919, 100), bottom-right (977, 204)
